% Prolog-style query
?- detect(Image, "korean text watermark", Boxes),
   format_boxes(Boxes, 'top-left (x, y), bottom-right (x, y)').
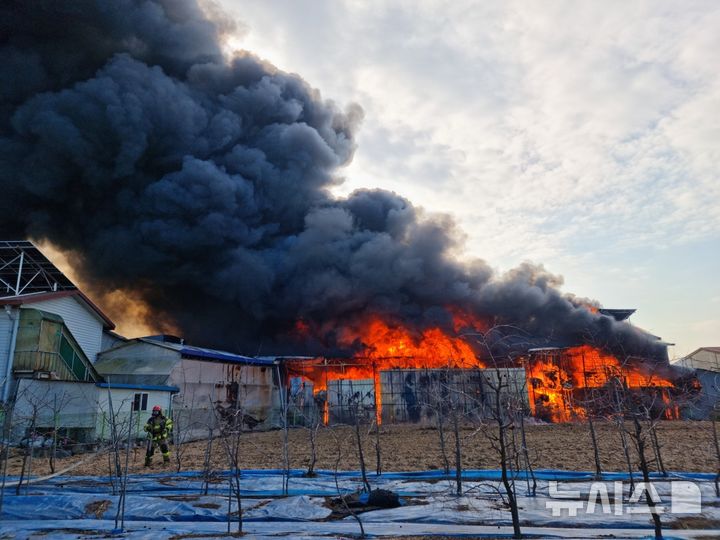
top-left (546, 480), bottom-right (702, 516)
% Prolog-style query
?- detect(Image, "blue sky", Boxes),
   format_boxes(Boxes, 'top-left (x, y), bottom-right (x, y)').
top-left (218, 0), bottom-right (719, 358)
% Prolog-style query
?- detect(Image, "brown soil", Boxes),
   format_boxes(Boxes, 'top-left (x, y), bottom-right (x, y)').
top-left (83, 499), bottom-right (111, 519)
top-left (5, 420), bottom-right (718, 478)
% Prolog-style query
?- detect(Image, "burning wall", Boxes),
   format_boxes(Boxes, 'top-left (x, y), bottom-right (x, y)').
top-left (284, 316), bottom-right (686, 425)
top-left (286, 365), bottom-right (528, 426)
top-left (526, 345), bottom-right (680, 422)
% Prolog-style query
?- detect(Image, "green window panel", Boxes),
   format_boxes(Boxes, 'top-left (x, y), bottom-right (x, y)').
top-left (59, 333), bottom-right (88, 381)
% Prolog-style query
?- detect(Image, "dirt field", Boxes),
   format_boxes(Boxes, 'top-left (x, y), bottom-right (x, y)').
top-left (6, 420), bottom-right (718, 478)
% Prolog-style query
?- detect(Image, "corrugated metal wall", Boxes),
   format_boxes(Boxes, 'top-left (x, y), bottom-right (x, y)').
top-left (169, 359), bottom-right (281, 440)
top-left (11, 379), bottom-right (175, 442)
top-left (306, 368), bottom-right (530, 425)
top-left (26, 296), bottom-right (104, 362)
top-left (380, 369), bottom-right (486, 424)
top-left (327, 378), bottom-right (376, 424)
top-left (12, 379), bottom-right (99, 442)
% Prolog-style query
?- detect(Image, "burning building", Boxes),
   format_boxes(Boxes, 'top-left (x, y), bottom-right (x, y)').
top-left (278, 308), bottom-right (691, 426)
top-left (0, 0), bottom-right (700, 427)
top-left (525, 345), bottom-right (680, 423)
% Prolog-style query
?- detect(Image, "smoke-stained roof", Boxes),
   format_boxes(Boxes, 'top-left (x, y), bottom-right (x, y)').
top-left (598, 309), bottom-right (636, 321)
top-left (138, 336), bottom-right (276, 365)
top-left (179, 344), bottom-right (276, 366)
top-left (100, 336), bottom-right (276, 368)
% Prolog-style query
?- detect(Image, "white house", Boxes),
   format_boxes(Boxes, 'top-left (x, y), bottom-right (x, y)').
top-left (95, 382), bottom-right (178, 440)
top-left (1, 241), bottom-right (114, 401)
top-left (2, 241), bottom-right (274, 443)
top-left (675, 347), bottom-right (720, 372)
top-left (0, 241), bottom-right (181, 443)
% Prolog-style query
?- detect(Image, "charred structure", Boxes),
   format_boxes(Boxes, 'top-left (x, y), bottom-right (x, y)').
top-left (1, 1), bottom-right (670, 361)
top-left (0, 1), bottom-right (698, 425)
top-left (280, 309), bottom-right (692, 425)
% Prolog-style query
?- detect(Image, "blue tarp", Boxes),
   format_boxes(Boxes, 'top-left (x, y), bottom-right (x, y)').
top-left (1, 469), bottom-right (718, 538)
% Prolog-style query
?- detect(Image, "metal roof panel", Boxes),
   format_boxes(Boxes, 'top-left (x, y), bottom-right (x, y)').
top-left (180, 345), bottom-right (276, 366)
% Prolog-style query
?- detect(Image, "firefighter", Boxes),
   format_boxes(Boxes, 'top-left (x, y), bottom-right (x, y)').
top-left (144, 405), bottom-right (173, 466)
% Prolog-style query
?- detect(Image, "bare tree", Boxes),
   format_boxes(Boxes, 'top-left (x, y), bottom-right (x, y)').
top-left (610, 379), bottom-right (636, 492)
top-left (280, 375), bottom-right (292, 496)
top-left (329, 426), bottom-right (365, 539)
top-left (284, 377), bottom-right (324, 479)
top-left (485, 365), bottom-right (522, 539)
top-left (422, 367), bottom-right (469, 496)
top-left (637, 384), bottom-right (669, 478)
top-left (515, 399), bottom-right (537, 497)
top-left (574, 383), bottom-right (608, 479)
top-left (372, 415), bottom-right (382, 477)
top-left (11, 385), bottom-right (64, 495)
top-left (426, 372), bottom-right (451, 474)
top-left (46, 391), bottom-right (74, 474)
top-left (114, 405), bottom-right (134, 531)
top-left (15, 399), bottom-right (39, 495)
top-left (201, 399), bottom-right (216, 496)
top-left (630, 411), bottom-right (663, 540)
top-left (213, 390), bottom-right (244, 533)
top-left (172, 390), bottom-right (200, 473)
top-left (449, 383), bottom-right (463, 497)
top-left (470, 329), bottom-right (526, 540)
top-left (713, 412), bottom-right (720, 496)
top-left (587, 408), bottom-right (603, 478)
top-left (435, 406), bottom-right (451, 475)
top-left (105, 386), bottom-right (122, 495)
top-left (304, 391), bottom-right (323, 477)
top-left (348, 381), bottom-right (371, 494)
top-left (49, 394), bottom-right (60, 474)
top-left (612, 374), bottom-right (664, 539)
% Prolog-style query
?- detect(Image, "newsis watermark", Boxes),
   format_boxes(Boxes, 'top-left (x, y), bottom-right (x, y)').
top-left (546, 480), bottom-right (702, 516)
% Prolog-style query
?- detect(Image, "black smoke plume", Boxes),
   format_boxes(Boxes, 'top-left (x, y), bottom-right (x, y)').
top-left (0, 0), bottom-right (668, 362)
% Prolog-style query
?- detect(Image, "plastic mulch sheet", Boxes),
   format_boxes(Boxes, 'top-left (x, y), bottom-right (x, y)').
top-left (1, 468), bottom-right (718, 538)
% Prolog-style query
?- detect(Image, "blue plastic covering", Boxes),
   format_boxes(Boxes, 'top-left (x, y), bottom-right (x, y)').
top-left (1, 468), bottom-right (717, 538)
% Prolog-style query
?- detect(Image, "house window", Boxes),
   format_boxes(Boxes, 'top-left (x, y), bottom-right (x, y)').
top-left (133, 393), bottom-right (148, 411)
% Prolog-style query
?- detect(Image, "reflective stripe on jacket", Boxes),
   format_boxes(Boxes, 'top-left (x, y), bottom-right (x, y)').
top-left (144, 415), bottom-right (173, 441)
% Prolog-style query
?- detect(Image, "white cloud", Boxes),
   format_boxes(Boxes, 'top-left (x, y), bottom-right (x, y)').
top-left (220, 0), bottom-right (720, 353)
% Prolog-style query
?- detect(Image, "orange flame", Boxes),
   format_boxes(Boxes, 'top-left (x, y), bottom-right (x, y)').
top-left (527, 345), bottom-right (676, 422)
top-left (286, 319), bottom-right (681, 425)
top-left (286, 314), bottom-right (487, 424)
